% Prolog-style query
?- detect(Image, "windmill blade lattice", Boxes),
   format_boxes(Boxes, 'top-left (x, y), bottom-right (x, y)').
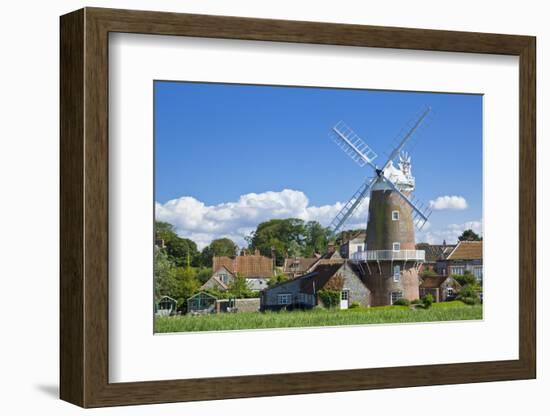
top-left (381, 106), bottom-right (431, 171)
top-left (328, 177), bottom-right (375, 235)
top-left (331, 121), bottom-right (378, 169)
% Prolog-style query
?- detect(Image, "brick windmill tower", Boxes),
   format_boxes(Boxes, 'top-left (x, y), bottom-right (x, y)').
top-left (327, 107), bottom-right (432, 306)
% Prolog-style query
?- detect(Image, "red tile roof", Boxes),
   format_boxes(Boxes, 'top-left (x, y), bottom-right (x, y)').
top-left (213, 253), bottom-right (274, 278)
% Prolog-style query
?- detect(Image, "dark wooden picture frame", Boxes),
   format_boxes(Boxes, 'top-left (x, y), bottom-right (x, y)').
top-left (60, 7), bottom-right (536, 408)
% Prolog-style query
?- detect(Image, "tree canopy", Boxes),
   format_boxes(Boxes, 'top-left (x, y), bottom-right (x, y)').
top-left (458, 229), bottom-right (482, 242)
top-left (246, 218), bottom-right (330, 265)
top-left (156, 221), bottom-right (199, 267)
top-left (200, 238), bottom-right (238, 267)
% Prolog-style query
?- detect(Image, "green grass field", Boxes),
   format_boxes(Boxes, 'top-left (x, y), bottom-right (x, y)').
top-left (155, 301), bottom-right (482, 333)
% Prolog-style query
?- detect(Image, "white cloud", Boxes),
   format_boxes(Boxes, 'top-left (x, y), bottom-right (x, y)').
top-left (429, 195), bottom-right (468, 210)
top-left (156, 189), bottom-right (370, 249)
top-left (416, 220), bottom-right (482, 245)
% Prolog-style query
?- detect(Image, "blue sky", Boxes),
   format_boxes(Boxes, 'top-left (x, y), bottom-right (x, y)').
top-left (154, 81), bottom-right (482, 248)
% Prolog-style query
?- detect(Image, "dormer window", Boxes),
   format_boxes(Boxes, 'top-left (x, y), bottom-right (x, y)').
top-left (392, 210), bottom-right (400, 221)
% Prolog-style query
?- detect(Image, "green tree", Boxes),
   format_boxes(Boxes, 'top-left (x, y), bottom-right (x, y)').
top-left (173, 267), bottom-right (201, 311)
top-left (247, 218), bottom-right (306, 265)
top-left (155, 221), bottom-right (199, 267)
top-left (154, 250), bottom-right (178, 299)
top-left (227, 273), bottom-right (253, 298)
top-left (200, 238), bottom-right (238, 267)
top-left (196, 267), bottom-right (213, 284)
top-left (458, 229), bottom-right (482, 241)
top-left (303, 221), bottom-right (331, 257)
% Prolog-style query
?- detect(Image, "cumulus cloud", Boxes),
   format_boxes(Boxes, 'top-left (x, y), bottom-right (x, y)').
top-left (156, 189), bottom-right (369, 249)
top-left (429, 195), bottom-right (468, 210)
top-left (416, 220), bottom-right (482, 245)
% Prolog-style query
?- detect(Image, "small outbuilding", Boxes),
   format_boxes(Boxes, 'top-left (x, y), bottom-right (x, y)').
top-left (155, 295), bottom-right (177, 316)
top-left (187, 292), bottom-right (217, 314)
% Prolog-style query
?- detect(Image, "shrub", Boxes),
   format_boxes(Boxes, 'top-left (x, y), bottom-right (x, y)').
top-left (318, 290), bottom-right (341, 309)
top-left (453, 271), bottom-right (477, 287)
top-left (461, 296), bottom-right (478, 305)
top-left (421, 269), bottom-right (438, 278)
top-left (393, 298), bottom-right (410, 306)
top-left (349, 301), bottom-right (361, 309)
top-left (457, 285), bottom-right (481, 305)
top-left (410, 299), bottom-right (421, 305)
top-left (421, 293), bottom-right (434, 309)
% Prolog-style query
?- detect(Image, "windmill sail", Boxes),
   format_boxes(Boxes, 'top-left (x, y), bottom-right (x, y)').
top-left (331, 121), bottom-right (378, 169)
top-left (329, 177), bottom-right (375, 235)
top-left (381, 106), bottom-right (431, 171)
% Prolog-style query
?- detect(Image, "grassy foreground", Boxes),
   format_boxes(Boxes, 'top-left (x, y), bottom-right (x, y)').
top-left (155, 301), bottom-right (482, 333)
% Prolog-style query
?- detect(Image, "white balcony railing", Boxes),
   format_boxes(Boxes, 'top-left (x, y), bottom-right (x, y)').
top-left (351, 250), bottom-right (425, 262)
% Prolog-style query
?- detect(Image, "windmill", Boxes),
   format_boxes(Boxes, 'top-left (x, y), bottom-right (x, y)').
top-left (327, 106), bottom-right (433, 305)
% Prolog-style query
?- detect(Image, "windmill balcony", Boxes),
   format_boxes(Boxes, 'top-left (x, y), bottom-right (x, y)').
top-left (351, 249), bottom-right (425, 262)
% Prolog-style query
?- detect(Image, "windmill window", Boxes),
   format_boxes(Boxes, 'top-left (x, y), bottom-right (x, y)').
top-left (390, 291), bottom-right (403, 304)
top-left (392, 242), bottom-right (401, 252)
top-left (393, 265), bottom-right (401, 282)
top-left (392, 210), bottom-right (400, 221)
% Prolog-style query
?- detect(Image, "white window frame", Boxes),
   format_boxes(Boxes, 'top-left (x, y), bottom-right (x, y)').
top-left (341, 290), bottom-right (349, 301)
top-left (473, 265), bottom-right (483, 280)
top-left (392, 242), bottom-right (401, 252)
top-left (446, 287), bottom-right (454, 297)
top-left (393, 264), bottom-right (401, 282)
top-left (277, 293), bottom-right (292, 305)
top-left (390, 291), bottom-right (403, 305)
top-left (450, 265), bottom-right (465, 275)
top-left (392, 210), bottom-right (400, 221)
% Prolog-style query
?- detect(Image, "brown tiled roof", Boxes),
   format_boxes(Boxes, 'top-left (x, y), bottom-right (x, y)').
top-left (416, 243), bottom-right (456, 262)
top-left (420, 276), bottom-right (447, 289)
top-left (283, 257), bottom-right (319, 275)
top-left (341, 231), bottom-right (366, 244)
top-left (213, 254), bottom-right (274, 278)
top-left (446, 241), bottom-right (483, 260)
top-left (299, 263), bottom-right (345, 295)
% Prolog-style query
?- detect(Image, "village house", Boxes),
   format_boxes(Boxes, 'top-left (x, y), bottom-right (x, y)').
top-left (261, 260), bottom-right (371, 310)
top-left (200, 250), bottom-right (275, 292)
top-left (416, 241), bottom-right (456, 276)
top-left (419, 275), bottom-right (461, 302)
top-left (282, 255), bottom-right (321, 279)
top-left (442, 241), bottom-right (483, 282)
top-left (339, 231), bottom-right (367, 259)
top-left (200, 265), bottom-right (233, 291)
